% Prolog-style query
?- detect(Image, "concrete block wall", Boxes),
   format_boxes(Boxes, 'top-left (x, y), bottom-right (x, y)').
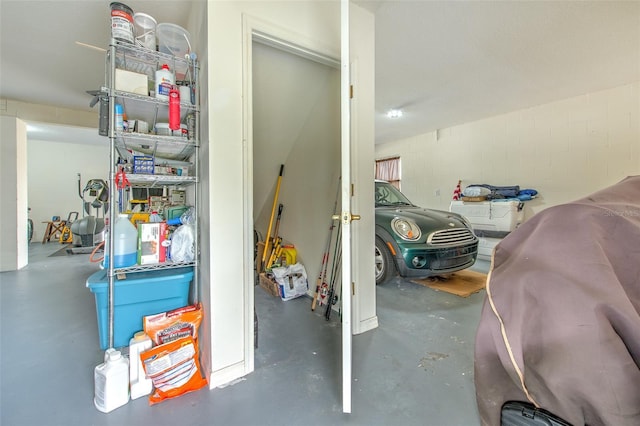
top-left (375, 82), bottom-right (640, 221)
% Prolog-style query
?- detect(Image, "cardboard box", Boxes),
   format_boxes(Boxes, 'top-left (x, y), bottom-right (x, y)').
top-left (148, 196), bottom-right (169, 214)
top-left (259, 272), bottom-right (280, 297)
top-left (256, 241), bottom-right (265, 273)
top-left (133, 155), bottom-right (154, 174)
top-left (154, 165), bottom-right (173, 175)
top-left (138, 222), bottom-right (168, 265)
top-left (86, 267), bottom-right (193, 349)
top-left (170, 190), bottom-right (186, 204)
top-left (115, 68), bottom-right (149, 95)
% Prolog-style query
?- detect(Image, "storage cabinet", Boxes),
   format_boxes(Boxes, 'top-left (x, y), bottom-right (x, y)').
top-left (102, 39), bottom-right (199, 348)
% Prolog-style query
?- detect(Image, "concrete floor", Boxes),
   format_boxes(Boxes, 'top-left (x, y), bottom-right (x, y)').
top-left (1, 242), bottom-right (489, 426)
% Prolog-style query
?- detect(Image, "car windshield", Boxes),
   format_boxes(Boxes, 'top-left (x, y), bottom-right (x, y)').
top-left (375, 181), bottom-right (415, 207)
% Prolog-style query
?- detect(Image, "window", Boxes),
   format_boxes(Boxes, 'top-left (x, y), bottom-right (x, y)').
top-left (375, 156), bottom-right (401, 189)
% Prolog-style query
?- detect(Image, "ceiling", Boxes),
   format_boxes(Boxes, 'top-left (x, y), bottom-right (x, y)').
top-left (2, 1), bottom-right (639, 145)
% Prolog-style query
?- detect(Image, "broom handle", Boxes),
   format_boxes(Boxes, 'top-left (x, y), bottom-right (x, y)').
top-left (262, 165), bottom-right (284, 264)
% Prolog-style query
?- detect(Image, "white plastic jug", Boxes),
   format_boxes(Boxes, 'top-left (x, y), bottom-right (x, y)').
top-left (112, 214), bottom-right (138, 268)
top-left (129, 331), bottom-right (153, 399)
top-left (155, 64), bottom-right (174, 101)
top-left (94, 349), bottom-right (130, 413)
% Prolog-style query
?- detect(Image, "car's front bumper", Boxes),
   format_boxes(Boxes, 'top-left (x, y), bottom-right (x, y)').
top-left (395, 241), bottom-right (478, 278)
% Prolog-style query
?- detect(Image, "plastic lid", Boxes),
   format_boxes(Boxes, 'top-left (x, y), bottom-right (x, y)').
top-left (161, 64), bottom-right (170, 70)
top-left (108, 350), bottom-right (122, 361)
top-left (134, 12), bottom-right (157, 29)
top-left (133, 331), bottom-right (148, 341)
top-left (156, 23), bottom-right (191, 55)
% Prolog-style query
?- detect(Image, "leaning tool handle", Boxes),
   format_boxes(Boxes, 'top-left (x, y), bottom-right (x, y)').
top-left (311, 177), bottom-right (341, 311)
top-left (268, 203), bottom-right (284, 259)
top-left (262, 165), bottom-right (284, 265)
top-left (266, 237), bottom-right (282, 270)
top-left (312, 240), bottom-right (331, 311)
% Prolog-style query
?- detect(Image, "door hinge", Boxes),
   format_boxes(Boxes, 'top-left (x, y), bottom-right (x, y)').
top-left (352, 281), bottom-right (355, 295)
top-left (350, 85), bottom-right (354, 99)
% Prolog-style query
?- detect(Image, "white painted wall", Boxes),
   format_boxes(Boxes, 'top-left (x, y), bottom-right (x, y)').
top-left (252, 42), bottom-right (341, 277)
top-left (0, 100), bottom-right (99, 269)
top-left (206, 0), bottom-right (341, 386)
top-left (376, 82), bottom-right (640, 220)
top-left (185, 0), bottom-right (212, 385)
top-left (0, 117), bottom-right (28, 271)
top-left (206, 0), bottom-right (375, 387)
top-left (27, 139), bottom-right (108, 241)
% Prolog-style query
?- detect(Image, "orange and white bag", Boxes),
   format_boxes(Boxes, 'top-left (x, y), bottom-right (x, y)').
top-left (143, 303), bottom-right (203, 345)
top-left (140, 336), bottom-right (208, 405)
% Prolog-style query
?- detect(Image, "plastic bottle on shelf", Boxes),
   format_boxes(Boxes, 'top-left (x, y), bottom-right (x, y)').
top-left (149, 211), bottom-right (162, 223)
top-left (129, 331), bottom-right (153, 400)
top-left (168, 86), bottom-right (180, 130)
top-left (155, 64), bottom-right (175, 101)
top-left (180, 206), bottom-right (196, 225)
top-left (112, 213), bottom-right (138, 267)
top-left (115, 103), bottom-right (124, 131)
top-left (94, 349), bottom-right (130, 413)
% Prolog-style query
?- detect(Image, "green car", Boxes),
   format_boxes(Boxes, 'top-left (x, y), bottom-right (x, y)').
top-left (375, 180), bottom-right (478, 285)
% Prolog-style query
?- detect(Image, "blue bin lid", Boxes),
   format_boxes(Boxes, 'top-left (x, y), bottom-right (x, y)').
top-left (86, 266), bottom-right (194, 291)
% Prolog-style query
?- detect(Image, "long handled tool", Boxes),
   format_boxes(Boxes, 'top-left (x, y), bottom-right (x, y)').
top-left (312, 229), bottom-right (332, 311)
top-left (265, 204), bottom-right (284, 268)
top-left (312, 178), bottom-right (341, 311)
top-left (262, 165), bottom-right (284, 269)
top-left (325, 221), bottom-right (342, 321)
top-left (266, 237), bottom-right (283, 269)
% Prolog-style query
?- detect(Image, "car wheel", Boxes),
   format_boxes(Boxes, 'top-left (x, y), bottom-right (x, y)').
top-left (375, 236), bottom-right (396, 285)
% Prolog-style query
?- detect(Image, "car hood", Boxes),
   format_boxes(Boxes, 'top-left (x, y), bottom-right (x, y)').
top-left (375, 205), bottom-right (468, 230)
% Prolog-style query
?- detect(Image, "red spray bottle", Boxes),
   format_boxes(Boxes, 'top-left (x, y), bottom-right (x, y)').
top-left (168, 86), bottom-right (180, 131)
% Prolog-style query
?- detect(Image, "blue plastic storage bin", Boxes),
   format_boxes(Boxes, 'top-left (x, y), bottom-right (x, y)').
top-left (86, 267), bottom-right (193, 349)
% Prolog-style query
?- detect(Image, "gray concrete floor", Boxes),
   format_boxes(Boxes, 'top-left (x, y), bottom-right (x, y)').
top-left (1, 242), bottom-right (489, 426)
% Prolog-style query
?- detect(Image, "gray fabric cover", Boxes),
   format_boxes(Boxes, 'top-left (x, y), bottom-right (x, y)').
top-left (475, 176), bottom-right (640, 426)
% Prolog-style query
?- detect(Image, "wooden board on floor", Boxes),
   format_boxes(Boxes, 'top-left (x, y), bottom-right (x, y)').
top-left (411, 269), bottom-right (487, 297)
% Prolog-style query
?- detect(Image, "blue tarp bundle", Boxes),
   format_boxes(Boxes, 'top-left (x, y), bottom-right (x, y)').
top-left (466, 184), bottom-right (538, 201)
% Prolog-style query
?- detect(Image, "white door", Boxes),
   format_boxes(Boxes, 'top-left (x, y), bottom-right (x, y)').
top-left (339, 0), bottom-right (354, 413)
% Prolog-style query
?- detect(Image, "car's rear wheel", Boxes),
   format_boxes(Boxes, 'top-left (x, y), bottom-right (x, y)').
top-left (375, 236), bottom-right (396, 285)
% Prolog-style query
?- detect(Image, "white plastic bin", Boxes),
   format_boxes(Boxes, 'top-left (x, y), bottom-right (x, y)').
top-left (450, 200), bottom-right (524, 237)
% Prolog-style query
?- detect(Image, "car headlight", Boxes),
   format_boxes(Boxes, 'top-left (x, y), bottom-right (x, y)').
top-left (391, 217), bottom-right (422, 241)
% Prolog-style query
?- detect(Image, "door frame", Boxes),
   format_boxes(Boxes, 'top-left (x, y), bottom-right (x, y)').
top-left (241, 11), bottom-right (345, 394)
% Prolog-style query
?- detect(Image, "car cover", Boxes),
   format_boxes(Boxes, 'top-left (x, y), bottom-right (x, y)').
top-left (474, 175), bottom-right (640, 426)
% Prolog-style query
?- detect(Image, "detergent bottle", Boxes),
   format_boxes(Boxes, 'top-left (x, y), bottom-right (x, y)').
top-left (129, 331), bottom-right (153, 399)
top-left (94, 349), bottom-right (130, 413)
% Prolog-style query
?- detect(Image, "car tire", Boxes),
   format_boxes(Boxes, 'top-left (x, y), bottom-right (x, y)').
top-left (375, 236), bottom-right (396, 285)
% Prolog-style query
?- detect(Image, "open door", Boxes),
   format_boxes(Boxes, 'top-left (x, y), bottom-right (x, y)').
top-left (339, 0), bottom-right (354, 413)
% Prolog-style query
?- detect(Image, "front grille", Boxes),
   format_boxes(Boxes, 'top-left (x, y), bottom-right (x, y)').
top-left (427, 228), bottom-right (476, 246)
top-left (430, 255), bottom-right (476, 271)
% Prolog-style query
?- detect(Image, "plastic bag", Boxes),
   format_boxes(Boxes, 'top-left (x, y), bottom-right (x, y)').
top-left (140, 336), bottom-right (208, 405)
top-left (143, 303), bottom-right (203, 345)
top-left (271, 262), bottom-right (308, 301)
top-left (180, 206), bottom-right (196, 225)
top-left (170, 224), bottom-right (195, 262)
